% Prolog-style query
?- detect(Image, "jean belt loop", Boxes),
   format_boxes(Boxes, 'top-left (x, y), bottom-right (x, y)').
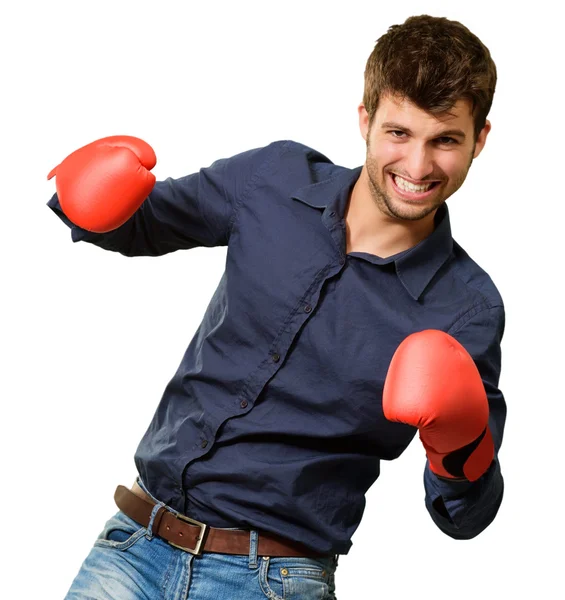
top-left (145, 501), bottom-right (166, 540)
top-left (248, 530), bottom-right (259, 569)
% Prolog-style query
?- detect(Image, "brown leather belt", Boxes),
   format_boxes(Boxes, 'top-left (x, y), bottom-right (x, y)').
top-left (114, 485), bottom-right (325, 557)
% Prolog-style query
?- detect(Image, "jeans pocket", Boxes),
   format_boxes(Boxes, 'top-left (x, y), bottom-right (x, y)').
top-left (93, 510), bottom-right (147, 551)
top-left (259, 556), bottom-right (332, 600)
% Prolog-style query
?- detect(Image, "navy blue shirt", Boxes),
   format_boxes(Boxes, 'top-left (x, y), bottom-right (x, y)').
top-left (47, 140), bottom-right (506, 555)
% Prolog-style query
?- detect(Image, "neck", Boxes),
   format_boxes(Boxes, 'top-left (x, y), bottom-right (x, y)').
top-left (345, 167), bottom-right (437, 258)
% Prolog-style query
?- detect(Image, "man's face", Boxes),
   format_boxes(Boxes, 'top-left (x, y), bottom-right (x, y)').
top-left (359, 94), bottom-right (490, 222)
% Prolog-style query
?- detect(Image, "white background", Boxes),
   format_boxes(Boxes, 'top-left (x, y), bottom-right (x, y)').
top-left (1, 1), bottom-right (562, 598)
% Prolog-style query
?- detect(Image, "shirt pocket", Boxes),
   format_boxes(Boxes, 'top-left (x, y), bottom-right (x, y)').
top-left (93, 510), bottom-right (147, 551)
top-left (259, 556), bottom-right (332, 600)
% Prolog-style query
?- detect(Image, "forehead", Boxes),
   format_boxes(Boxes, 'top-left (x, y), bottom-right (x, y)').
top-left (375, 94), bottom-right (474, 131)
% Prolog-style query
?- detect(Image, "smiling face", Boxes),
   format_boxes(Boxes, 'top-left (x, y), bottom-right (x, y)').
top-left (360, 94), bottom-right (491, 222)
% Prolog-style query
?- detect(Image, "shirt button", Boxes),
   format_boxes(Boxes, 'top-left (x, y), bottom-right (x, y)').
top-left (200, 440), bottom-right (208, 448)
top-left (240, 399), bottom-right (248, 409)
top-left (272, 353), bottom-right (281, 363)
top-left (339, 257), bottom-right (345, 265)
top-left (304, 305), bottom-right (312, 313)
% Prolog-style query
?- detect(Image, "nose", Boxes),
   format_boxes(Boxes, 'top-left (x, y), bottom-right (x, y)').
top-left (403, 144), bottom-right (435, 182)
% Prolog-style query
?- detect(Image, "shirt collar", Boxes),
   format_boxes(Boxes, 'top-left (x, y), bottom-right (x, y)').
top-left (291, 166), bottom-right (454, 302)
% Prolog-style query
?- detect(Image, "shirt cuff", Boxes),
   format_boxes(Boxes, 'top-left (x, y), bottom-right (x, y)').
top-left (423, 457), bottom-right (504, 539)
top-left (47, 193), bottom-right (93, 243)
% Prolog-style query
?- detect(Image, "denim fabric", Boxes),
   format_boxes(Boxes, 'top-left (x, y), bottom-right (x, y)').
top-left (65, 481), bottom-right (338, 600)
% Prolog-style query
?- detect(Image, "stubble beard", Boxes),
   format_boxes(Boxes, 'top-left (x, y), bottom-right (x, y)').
top-left (365, 141), bottom-right (475, 222)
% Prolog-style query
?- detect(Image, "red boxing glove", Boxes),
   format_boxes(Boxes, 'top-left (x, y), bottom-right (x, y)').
top-left (47, 135), bottom-right (157, 233)
top-left (383, 329), bottom-right (494, 482)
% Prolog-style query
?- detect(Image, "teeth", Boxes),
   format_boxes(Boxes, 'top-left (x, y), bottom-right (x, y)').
top-left (393, 174), bottom-right (434, 193)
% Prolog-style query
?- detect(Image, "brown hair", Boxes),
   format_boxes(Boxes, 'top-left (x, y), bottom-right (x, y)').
top-left (363, 15), bottom-right (497, 142)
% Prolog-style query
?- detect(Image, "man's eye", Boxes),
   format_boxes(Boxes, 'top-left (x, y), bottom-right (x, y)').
top-left (436, 137), bottom-right (457, 145)
top-left (387, 131), bottom-right (458, 145)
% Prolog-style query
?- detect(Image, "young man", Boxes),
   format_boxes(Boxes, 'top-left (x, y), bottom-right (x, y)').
top-left (48, 14), bottom-right (506, 600)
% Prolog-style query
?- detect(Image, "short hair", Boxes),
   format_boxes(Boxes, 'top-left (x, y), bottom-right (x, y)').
top-left (363, 15), bottom-right (497, 141)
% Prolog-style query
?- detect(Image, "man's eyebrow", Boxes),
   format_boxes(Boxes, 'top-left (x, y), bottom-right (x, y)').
top-left (381, 121), bottom-right (467, 140)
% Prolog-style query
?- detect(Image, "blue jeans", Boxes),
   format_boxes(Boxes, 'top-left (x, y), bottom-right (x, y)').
top-left (65, 479), bottom-right (339, 599)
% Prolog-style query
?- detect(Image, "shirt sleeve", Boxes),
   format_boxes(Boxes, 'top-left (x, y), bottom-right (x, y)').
top-left (46, 142), bottom-right (280, 257)
top-left (423, 303), bottom-right (506, 539)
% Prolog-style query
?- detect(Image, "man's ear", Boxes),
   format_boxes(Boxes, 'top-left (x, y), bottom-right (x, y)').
top-left (473, 119), bottom-right (491, 159)
top-left (358, 103), bottom-right (370, 142)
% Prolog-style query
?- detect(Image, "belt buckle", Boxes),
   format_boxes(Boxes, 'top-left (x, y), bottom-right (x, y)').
top-left (168, 512), bottom-right (208, 555)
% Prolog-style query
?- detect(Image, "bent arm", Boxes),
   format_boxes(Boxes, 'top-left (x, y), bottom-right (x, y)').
top-left (423, 304), bottom-right (507, 539)
top-left (47, 143), bottom-right (276, 257)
